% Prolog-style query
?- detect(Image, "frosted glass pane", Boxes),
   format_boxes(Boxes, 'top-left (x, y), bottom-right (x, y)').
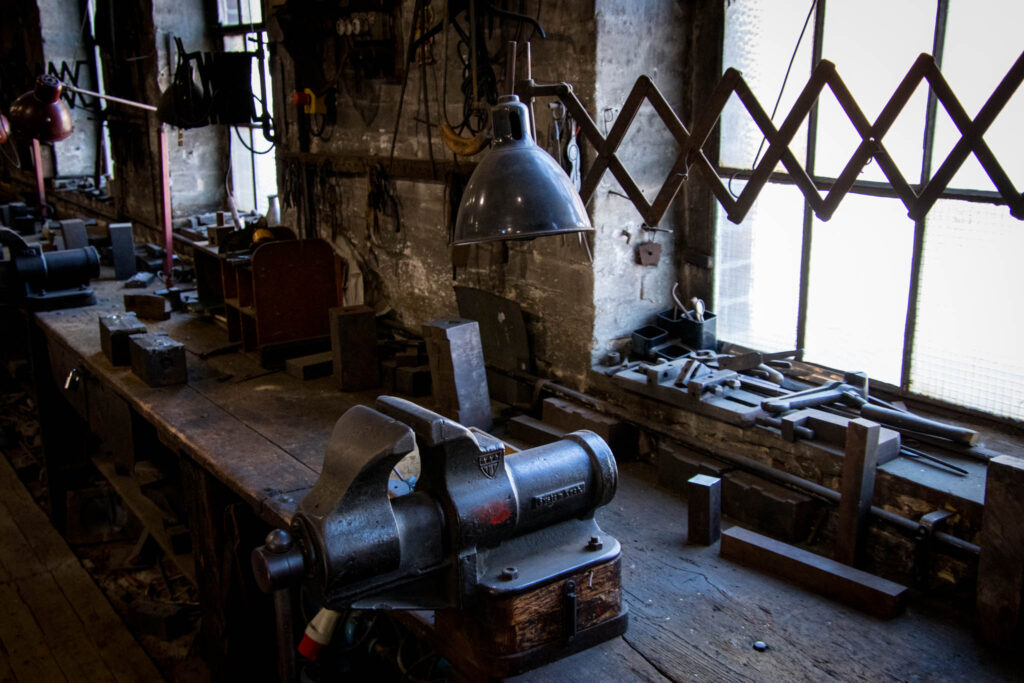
top-left (817, 1), bottom-right (934, 182)
top-left (910, 201), bottom-right (1024, 420)
top-left (721, 0), bottom-right (814, 170)
top-left (804, 195), bottom-right (913, 384)
top-left (931, 1), bottom-right (1024, 192)
top-left (715, 183), bottom-right (804, 353)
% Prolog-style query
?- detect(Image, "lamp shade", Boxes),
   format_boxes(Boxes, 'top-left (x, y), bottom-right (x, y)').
top-left (0, 114), bottom-right (9, 144)
top-left (452, 95), bottom-right (592, 245)
top-left (8, 74), bottom-right (73, 142)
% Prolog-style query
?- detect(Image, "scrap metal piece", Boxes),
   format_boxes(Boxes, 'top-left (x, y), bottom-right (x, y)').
top-left (129, 334), bottom-right (187, 387)
top-left (99, 312), bottom-right (147, 366)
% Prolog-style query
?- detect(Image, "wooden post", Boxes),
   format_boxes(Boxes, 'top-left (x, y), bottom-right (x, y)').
top-left (977, 455), bottom-right (1024, 648)
top-left (835, 418), bottom-right (880, 566)
top-left (686, 474), bottom-right (722, 545)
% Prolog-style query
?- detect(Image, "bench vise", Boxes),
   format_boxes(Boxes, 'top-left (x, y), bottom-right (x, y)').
top-left (252, 396), bottom-right (627, 677)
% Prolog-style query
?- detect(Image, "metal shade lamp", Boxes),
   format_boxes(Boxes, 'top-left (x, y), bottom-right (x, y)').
top-left (452, 43), bottom-right (591, 246)
top-left (8, 74), bottom-right (74, 142)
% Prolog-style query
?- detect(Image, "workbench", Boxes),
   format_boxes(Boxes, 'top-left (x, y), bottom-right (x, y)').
top-left (26, 276), bottom-right (1019, 681)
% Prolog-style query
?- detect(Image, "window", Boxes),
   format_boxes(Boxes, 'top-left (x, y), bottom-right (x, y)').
top-left (216, 0), bottom-right (277, 216)
top-left (715, 0), bottom-right (1024, 421)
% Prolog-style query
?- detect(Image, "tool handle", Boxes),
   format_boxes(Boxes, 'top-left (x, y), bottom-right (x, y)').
top-left (763, 387), bottom-right (844, 414)
top-left (860, 404), bottom-right (979, 446)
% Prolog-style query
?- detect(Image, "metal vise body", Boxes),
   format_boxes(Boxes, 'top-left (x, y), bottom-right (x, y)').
top-left (253, 396), bottom-right (622, 613)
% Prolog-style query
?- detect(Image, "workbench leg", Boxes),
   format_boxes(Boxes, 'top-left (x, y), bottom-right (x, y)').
top-left (977, 455), bottom-right (1024, 649)
top-left (835, 418), bottom-right (880, 567)
top-left (180, 457), bottom-right (279, 679)
top-left (28, 320), bottom-right (89, 533)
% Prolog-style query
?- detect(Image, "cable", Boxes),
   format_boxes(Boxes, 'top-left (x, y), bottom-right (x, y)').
top-left (233, 124), bottom-right (275, 154)
top-left (729, 0), bottom-right (817, 199)
top-left (751, 0), bottom-right (816, 169)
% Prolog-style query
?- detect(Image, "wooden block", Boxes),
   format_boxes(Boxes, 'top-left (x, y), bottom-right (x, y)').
top-left (657, 439), bottom-right (730, 492)
top-left (329, 306), bottom-right (379, 391)
top-left (395, 364), bottom-right (431, 396)
top-left (206, 225), bottom-right (234, 247)
top-left (108, 222), bottom-right (136, 280)
top-left (721, 526), bottom-right (907, 619)
top-left (687, 474), bottom-right (722, 545)
top-left (542, 397), bottom-right (638, 459)
top-left (722, 471), bottom-right (816, 543)
top-left (285, 351), bottom-right (333, 380)
top-left (98, 312), bottom-right (147, 366)
top-left (124, 293), bottom-right (169, 321)
top-left (835, 418), bottom-right (880, 567)
top-left (423, 318), bottom-right (492, 430)
top-left (507, 415), bottom-right (567, 446)
top-left (129, 334), bottom-right (187, 387)
top-left (977, 455), bottom-right (1024, 648)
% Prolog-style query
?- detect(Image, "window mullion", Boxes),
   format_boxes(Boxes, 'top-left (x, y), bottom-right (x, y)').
top-left (900, 0), bottom-right (949, 389)
top-left (795, 0), bottom-right (827, 358)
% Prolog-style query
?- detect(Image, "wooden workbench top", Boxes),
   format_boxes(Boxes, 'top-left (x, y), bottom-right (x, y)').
top-left (32, 277), bottom-right (1019, 681)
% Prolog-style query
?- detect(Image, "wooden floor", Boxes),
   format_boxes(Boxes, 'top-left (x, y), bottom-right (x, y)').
top-left (0, 455), bottom-right (162, 682)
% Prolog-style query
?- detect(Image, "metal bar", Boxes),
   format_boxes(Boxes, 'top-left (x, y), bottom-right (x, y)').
top-left (158, 124), bottom-right (174, 288)
top-left (32, 139), bottom-right (48, 218)
top-left (902, 0), bottom-right (950, 391)
top-left (718, 166), bottom-right (1012, 205)
top-left (796, 0), bottom-right (827, 360)
top-left (62, 83), bottom-right (157, 111)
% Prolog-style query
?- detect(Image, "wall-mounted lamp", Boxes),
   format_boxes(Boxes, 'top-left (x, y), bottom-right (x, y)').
top-left (451, 42), bottom-right (592, 246)
top-left (3, 75), bottom-right (176, 288)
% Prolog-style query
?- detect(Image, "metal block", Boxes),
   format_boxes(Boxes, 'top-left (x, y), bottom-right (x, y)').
top-left (99, 312), bottom-right (147, 366)
top-left (129, 334), bottom-right (187, 387)
top-left (60, 219), bottom-right (89, 250)
top-left (329, 306), bottom-right (379, 391)
top-left (835, 418), bottom-right (880, 567)
top-left (422, 318), bottom-right (492, 430)
top-left (108, 222), bottom-right (136, 280)
top-left (395, 364), bottom-right (431, 396)
top-left (285, 351), bottom-right (333, 380)
top-left (124, 293), bottom-right (169, 320)
top-left (507, 415), bottom-right (567, 447)
top-left (686, 474), bottom-right (722, 545)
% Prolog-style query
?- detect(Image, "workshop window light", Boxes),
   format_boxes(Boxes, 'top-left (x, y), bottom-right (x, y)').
top-left (219, 0), bottom-right (277, 217)
top-left (715, 0), bottom-right (1024, 421)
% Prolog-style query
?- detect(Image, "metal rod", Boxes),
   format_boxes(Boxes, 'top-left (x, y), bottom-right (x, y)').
top-left (158, 124), bottom-right (174, 288)
top-left (795, 0), bottom-right (826, 360)
top-left (505, 41), bottom-right (517, 96)
top-left (499, 367), bottom-right (981, 559)
top-left (524, 42), bottom-right (536, 141)
top-left (32, 139), bottom-right (47, 219)
top-left (901, 0), bottom-right (950, 390)
top-left (62, 83), bottom-right (158, 112)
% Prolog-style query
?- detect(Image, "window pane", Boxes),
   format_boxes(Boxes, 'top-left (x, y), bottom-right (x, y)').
top-left (218, 0), bottom-right (262, 26)
top-left (816, 0), bottom-right (935, 182)
top-left (721, 0), bottom-right (814, 170)
top-left (931, 1), bottom-right (1024, 192)
top-left (803, 195), bottom-right (913, 384)
top-left (715, 183), bottom-right (804, 353)
top-left (910, 200), bottom-right (1024, 420)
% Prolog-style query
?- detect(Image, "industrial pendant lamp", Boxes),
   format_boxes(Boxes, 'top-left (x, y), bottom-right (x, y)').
top-left (452, 43), bottom-right (592, 245)
top-left (8, 74), bottom-right (73, 142)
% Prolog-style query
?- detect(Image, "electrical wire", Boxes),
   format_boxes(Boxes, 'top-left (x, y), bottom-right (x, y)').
top-left (728, 0), bottom-right (817, 198)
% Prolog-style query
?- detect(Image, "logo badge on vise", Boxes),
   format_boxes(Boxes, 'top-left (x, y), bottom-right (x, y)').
top-left (477, 450), bottom-right (502, 479)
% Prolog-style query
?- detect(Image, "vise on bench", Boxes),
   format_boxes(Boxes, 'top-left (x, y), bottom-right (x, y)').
top-left (252, 396), bottom-right (627, 678)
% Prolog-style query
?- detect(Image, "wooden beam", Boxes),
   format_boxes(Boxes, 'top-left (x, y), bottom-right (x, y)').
top-left (721, 526), bottom-right (907, 619)
top-left (835, 418), bottom-right (880, 566)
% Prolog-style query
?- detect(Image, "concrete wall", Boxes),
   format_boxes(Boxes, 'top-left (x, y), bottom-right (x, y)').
top-left (591, 0), bottom-right (688, 366)
top-left (269, 0), bottom-right (689, 387)
top-left (36, 0), bottom-right (99, 178)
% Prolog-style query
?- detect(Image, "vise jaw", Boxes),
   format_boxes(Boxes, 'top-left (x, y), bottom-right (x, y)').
top-left (252, 396), bottom-right (628, 673)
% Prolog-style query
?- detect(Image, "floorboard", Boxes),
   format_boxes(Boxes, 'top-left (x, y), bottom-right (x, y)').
top-left (0, 455), bottom-right (162, 682)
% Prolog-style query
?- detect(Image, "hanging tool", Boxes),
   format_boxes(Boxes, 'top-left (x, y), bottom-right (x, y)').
top-left (566, 119), bottom-right (581, 191)
top-left (691, 297), bottom-right (705, 323)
